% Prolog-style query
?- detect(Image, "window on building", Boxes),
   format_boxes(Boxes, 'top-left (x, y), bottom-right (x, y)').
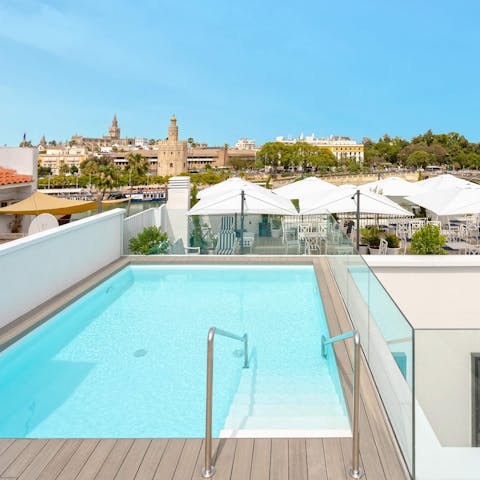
top-left (170, 163), bottom-right (173, 168)
top-left (472, 354), bottom-right (480, 446)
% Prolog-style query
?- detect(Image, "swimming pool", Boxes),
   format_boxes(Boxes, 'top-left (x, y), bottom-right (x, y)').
top-left (0, 265), bottom-right (349, 438)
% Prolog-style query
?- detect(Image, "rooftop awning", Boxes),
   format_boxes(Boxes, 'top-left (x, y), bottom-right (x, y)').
top-left (0, 191), bottom-right (126, 216)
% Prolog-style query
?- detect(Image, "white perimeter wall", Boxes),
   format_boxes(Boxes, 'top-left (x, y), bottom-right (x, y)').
top-left (0, 209), bottom-right (124, 328)
top-left (0, 147), bottom-right (38, 182)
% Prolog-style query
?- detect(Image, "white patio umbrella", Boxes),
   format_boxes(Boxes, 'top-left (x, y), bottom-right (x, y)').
top-left (188, 187), bottom-right (298, 216)
top-left (273, 177), bottom-right (338, 200)
top-left (188, 186), bottom-right (297, 252)
top-left (359, 177), bottom-right (417, 197)
top-left (300, 187), bottom-right (413, 216)
top-left (411, 174), bottom-right (479, 194)
top-left (197, 177), bottom-right (266, 200)
top-left (406, 187), bottom-right (480, 216)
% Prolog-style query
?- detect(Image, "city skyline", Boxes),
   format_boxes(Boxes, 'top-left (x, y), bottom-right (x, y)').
top-left (1, 0), bottom-right (480, 146)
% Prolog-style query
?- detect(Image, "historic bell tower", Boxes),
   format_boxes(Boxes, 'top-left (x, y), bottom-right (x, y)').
top-left (157, 115), bottom-right (188, 176)
top-left (108, 114), bottom-right (121, 139)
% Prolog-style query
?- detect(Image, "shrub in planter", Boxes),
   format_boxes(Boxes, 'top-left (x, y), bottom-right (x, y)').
top-left (129, 226), bottom-right (170, 255)
top-left (385, 233), bottom-right (401, 254)
top-left (410, 224), bottom-right (446, 255)
top-left (361, 226), bottom-right (381, 248)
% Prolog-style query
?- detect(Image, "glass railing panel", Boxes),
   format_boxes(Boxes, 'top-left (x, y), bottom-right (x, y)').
top-left (326, 250), bottom-right (414, 475)
top-left (415, 329), bottom-right (480, 480)
top-left (185, 213), bottom-right (354, 255)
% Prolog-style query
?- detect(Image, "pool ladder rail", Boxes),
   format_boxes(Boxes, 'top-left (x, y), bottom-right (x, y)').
top-left (201, 327), bottom-right (249, 479)
top-left (201, 327), bottom-right (363, 479)
top-left (322, 330), bottom-right (363, 479)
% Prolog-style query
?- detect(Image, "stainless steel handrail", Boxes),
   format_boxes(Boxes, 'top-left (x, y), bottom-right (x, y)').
top-left (322, 330), bottom-right (363, 479)
top-left (201, 327), bottom-right (249, 478)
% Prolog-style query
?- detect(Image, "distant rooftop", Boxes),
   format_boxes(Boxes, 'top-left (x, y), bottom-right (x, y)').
top-left (0, 167), bottom-right (33, 186)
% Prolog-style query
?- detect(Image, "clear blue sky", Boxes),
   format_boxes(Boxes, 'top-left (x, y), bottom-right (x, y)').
top-left (1, 0), bottom-right (479, 146)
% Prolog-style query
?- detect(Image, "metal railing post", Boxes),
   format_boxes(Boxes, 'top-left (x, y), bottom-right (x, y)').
top-left (202, 327), bottom-right (249, 478)
top-left (349, 331), bottom-right (363, 479)
top-left (322, 330), bottom-right (363, 479)
top-left (201, 327), bottom-right (216, 478)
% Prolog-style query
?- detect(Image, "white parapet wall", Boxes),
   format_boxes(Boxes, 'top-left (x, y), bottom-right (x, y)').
top-left (123, 206), bottom-right (164, 253)
top-left (164, 176), bottom-right (191, 246)
top-left (0, 208), bottom-right (125, 328)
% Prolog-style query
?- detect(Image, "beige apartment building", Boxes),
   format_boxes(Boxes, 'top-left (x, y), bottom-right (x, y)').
top-left (38, 146), bottom-right (87, 175)
top-left (276, 134), bottom-right (364, 163)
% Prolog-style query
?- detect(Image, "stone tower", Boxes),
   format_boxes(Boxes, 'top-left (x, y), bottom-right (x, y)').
top-left (108, 114), bottom-right (120, 139)
top-left (157, 115), bottom-right (188, 176)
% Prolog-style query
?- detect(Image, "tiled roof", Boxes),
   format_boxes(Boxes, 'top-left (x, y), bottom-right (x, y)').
top-left (0, 167), bottom-right (33, 186)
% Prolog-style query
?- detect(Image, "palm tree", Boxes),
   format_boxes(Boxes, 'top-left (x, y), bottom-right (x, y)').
top-left (126, 153), bottom-right (150, 214)
top-left (94, 163), bottom-right (121, 213)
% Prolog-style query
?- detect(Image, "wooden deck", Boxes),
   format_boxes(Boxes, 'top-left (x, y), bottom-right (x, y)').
top-left (0, 257), bottom-right (411, 480)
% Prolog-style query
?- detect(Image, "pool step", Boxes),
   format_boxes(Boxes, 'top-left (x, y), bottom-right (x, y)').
top-left (220, 371), bottom-right (351, 438)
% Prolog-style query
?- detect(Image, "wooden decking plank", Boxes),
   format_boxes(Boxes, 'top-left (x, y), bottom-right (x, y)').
top-left (75, 438), bottom-right (117, 480)
top-left (172, 439), bottom-right (202, 480)
top-left (0, 440), bottom-right (14, 457)
top-left (323, 438), bottom-right (348, 480)
top-left (211, 438), bottom-right (236, 480)
top-left (17, 439), bottom-right (65, 480)
top-left (1, 439), bottom-right (47, 478)
top-left (95, 439), bottom-right (134, 480)
top-left (250, 438), bottom-right (271, 480)
top-left (340, 437), bottom-right (368, 480)
top-left (0, 440), bottom-right (31, 476)
top-left (189, 439), bottom-right (205, 480)
top-left (288, 439), bottom-right (307, 480)
top-left (36, 439), bottom-right (82, 480)
top-left (114, 438), bottom-right (151, 480)
top-left (305, 438), bottom-right (327, 480)
top-left (269, 438), bottom-right (287, 480)
top-left (56, 439), bottom-right (100, 480)
top-left (231, 438), bottom-right (254, 480)
top-left (152, 438), bottom-right (186, 480)
top-left (134, 439), bottom-right (168, 480)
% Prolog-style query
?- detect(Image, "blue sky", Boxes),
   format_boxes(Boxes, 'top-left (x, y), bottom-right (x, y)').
top-left (1, 0), bottom-right (479, 146)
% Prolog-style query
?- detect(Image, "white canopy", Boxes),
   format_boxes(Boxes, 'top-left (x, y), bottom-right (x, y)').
top-left (197, 177), bottom-right (266, 200)
top-left (300, 187), bottom-right (413, 216)
top-left (188, 187), bottom-right (298, 216)
top-left (359, 177), bottom-right (417, 197)
top-left (406, 187), bottom-right (480, 216)
top-left (273, 177), bottom-right (338, 200)
top-left (411, 174), bottom-right (479, 194)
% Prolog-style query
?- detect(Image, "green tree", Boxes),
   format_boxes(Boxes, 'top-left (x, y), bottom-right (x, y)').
top-left (70, 165), bottom-right (79, 175)
top-left (129, 226), bottom-right (170, 254)
top-left (406, 150), bottom-right (433, 168)
top-left (410, 224), bottom-right (446, 254)
top-left (59, 162), bottom-right (70, 176)
top-left (125, 153), bottom-right (150, 214)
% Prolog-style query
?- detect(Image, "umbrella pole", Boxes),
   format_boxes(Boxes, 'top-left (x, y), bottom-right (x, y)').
top-left (240, 190), bottom-right (245, 254)
top-left (356, 190), bottom-right (360, 250)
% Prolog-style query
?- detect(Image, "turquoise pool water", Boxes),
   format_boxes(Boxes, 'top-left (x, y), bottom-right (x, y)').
top-left (0, 265), bottom-right (348, 438)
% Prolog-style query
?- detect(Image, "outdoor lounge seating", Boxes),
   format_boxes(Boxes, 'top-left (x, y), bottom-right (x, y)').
top-left (216, 231), bottom-right (236, 255)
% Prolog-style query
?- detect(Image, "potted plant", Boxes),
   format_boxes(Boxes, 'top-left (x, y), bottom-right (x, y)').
top-left (129, 226), bottom-right (170, 254)
top-left (361, 226), bottom-right (381, 254)
top-left (271, 216), bottom-right (282, 239)
top-left (385, 233), bottom-right (401, 255)
top-left (410, 224), bottom-right (447, 255)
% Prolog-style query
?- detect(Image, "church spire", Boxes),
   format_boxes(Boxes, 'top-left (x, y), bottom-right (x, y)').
top-left (108, 114), bottom-right (120, 139)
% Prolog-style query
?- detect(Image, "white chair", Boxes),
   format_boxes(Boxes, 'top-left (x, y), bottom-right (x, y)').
top-left (379, 238), bottom-right (388, 255)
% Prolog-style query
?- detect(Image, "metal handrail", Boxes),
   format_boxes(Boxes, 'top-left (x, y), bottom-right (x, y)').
top-left (322, 330), bottom-right (364, 479)
top-left (201, 327), bottom-right (249, 478)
